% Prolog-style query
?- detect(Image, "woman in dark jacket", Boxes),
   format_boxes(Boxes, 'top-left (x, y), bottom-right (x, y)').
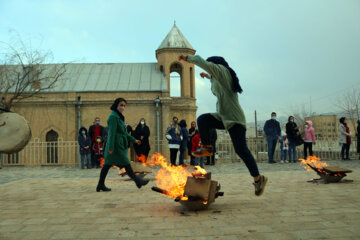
top-left (187, 121), bottom-right (198, 165)
top-left (78, 127), bottom-right (92, 169)
top-left (179, 120), bottom-right (188, 166)
top-left (96, 98), bottom-right (149, 192)
top-left (133, 118), bottom-right (151, 161)
top-left (285, 116), bottom-right (299, 163)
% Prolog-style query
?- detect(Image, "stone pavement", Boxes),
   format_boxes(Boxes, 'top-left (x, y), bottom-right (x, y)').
top-left (0, 160), bottom-right (359, 240)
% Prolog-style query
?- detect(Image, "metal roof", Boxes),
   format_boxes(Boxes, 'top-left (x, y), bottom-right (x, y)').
top-left (45, 62), bottom-right (168, 92)
top-left (157, 23), bottom-right (194, 50)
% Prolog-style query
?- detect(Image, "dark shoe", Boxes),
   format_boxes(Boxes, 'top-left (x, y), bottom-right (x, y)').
top-left (96, 185), bottom-right (111, 192)
top-left (135, 178), bottom-right (150, 189)
top-left (253, 175), bottom-right (268, 196)
top-left (210, 162), bottom-right (215, 166)
top-left (268, 161), bottom-right (276, 164)
top-left (205, 162), bottom-right (210, 165)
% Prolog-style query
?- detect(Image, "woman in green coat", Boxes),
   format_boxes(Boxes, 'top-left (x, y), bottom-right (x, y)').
top-left (96, 98), bottom-right (149, 192)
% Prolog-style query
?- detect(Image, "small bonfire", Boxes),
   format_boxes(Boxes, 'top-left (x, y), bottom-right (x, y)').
top-left (298, 155), bottom-right (352, 183)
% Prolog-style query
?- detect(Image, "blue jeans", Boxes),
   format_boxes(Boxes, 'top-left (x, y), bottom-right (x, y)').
top-left (280, 149), bottom-right (287, 161)
top-left (80, 153), bottom-right (91, 168)
top-left (197, 114), bottom-right (260, 177)
top-left (266, 137), bottom-right (277, 162)
top-left (288, 140), bottom-right (297, 161)
top-left (194, 148), bottom-right (205, 166)
top-left (179, 147), bottom-right (186, 165)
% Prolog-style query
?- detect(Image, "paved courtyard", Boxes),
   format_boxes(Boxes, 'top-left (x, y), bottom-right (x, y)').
top-left (1, 159), bottom-right (359, 240)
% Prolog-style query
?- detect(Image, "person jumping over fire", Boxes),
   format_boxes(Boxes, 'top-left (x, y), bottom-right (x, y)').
top-left (96, 98), bottom-right (149, 192)
top-left (179, 54), bottom-right (268, 196)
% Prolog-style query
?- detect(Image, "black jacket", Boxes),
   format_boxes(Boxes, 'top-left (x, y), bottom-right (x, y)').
top-left (88, 124), bottom-right (106, 143)
top-left (78, 127), bottom-right (91, 155)
top-left (133, 124), bottom-right (151, 156)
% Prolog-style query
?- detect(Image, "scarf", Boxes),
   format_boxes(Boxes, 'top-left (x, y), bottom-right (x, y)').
top-left (344, 123), bottom-right (351, 145)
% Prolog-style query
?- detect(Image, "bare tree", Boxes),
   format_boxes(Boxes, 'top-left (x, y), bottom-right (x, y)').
top-left (0, 33), bottom-right (66, 111)
top-left (336, 88), bottom-right (360, 135)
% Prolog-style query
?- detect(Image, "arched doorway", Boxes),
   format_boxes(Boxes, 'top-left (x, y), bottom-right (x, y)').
top-left (170, 62), bottom-right (182, 97)
top-left (46, 130), bottom-right (58, 164)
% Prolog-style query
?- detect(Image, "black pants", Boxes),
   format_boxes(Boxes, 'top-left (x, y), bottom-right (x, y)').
top-left (170, 148), bottom-right (178, 165)
top-left (303, 142), bottom-right (313, 159)
top-left (97, 164), bottom-right (137, 187)
top-left (341, 144), bottom-right (350, 159)
top-left (197, 114), bottom-right (260, 177)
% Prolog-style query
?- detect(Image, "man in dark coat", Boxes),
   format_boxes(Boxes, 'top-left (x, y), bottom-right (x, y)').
top-left (89, 117), bottom-right (106, 168)
top-left (264, 112), bottom-right (281, 163)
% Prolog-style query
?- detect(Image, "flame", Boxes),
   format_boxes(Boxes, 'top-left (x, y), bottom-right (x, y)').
top-left (142, 153), bottom-right (207, 200)
top-left (136, 154), bottom-right (147, 164)
top-left (99, 157), bottom-right (125, 175)
top-left (298, 155), bottom-right (328, 172)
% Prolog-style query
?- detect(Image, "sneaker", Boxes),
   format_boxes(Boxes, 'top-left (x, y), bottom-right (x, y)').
top-left (285, 160), bottom-right (289, 163)
top-left (280, 160), bottom-right (284, 164)
top-left (253, 175), bottom-right (268, 196)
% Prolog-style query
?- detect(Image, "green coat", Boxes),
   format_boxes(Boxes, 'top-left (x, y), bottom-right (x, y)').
top-left (104, 111), bottom-right (136, 166)
top-left (187, 55), bottom-right (246, 130)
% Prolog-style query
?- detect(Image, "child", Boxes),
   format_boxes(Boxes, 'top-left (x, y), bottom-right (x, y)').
top-left (92, 136), bottom-right (104, 168)
top-left (191, 132), bottom-right (205, 168)
top-left (279, 131), bottom-right (288, 163)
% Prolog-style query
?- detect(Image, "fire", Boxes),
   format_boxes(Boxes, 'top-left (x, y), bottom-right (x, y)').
top-left (138, 153), bottom-right (207, 200)
top-left (298, 155), bottom-right (328, 172)
top-left (99, 157), bottom-right (125, 175)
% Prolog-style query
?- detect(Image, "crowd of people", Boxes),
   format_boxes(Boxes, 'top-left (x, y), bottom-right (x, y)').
top-left (84, 52), bottom-right (360, 197)
top-left (263, 112), bottom-right (359, 163)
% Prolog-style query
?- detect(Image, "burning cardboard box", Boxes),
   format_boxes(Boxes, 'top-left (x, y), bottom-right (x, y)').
top-left (299, 156), bottom-right (352, 183)
top-left (152, 171), bottom-right (223, 210)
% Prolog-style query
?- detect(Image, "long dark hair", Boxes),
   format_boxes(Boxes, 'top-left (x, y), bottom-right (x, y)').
top-left (207, 56), bottom-right (243, 94)
top-left (110, 98), bottom-right (127, 120)
top-left (339, 117), bottom-right (346, 125)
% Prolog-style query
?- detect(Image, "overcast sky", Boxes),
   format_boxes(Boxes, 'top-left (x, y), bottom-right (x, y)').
top-left (1, 0), bottom-right (359, 122)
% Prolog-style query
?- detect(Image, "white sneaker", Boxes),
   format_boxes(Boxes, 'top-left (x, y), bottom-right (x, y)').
top-left (285, 160), bottom-right (289, 163)
top-left (280, 160), bottom-right (284, 163)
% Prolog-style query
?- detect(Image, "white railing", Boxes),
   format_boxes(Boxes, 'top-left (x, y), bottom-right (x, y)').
top-left (0, 136), bottom-right (358, 167)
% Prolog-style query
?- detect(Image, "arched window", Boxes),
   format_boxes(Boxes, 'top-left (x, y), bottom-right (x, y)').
top-left (170, 62), bottom-right (182, 97)
top-left (46, 130), bottom-right (58, 164)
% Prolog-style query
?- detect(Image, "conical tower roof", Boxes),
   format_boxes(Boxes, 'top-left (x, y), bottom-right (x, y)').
top-left (157, 23), bottom-right (194, 50)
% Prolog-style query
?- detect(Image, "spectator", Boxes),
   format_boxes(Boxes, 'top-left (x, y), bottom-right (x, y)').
top-left (264, 112), bottom-right (281, 163)
top-left (339, 117), bottom-right (351, 160)
top-left (206, 128), bottom-right (217, 165)
top-left (89, 117), bottom-right (106, 168)
top-left (78, 126), bottom-right (91, 169)
top-left (178, 120), bottom-right (188, 166)
top-left (188, 121), bottom-right (198, 165)
top-left (165, 116), bottom-right (183, 166)
top-left (92, 136), bottom-right (104, 168)
top-left (96, 98), bottom-right (149, 192)
top-left (303, 120), bottom-right (316, 159)
top-left (279, 131), bottom-right (288, 163)
top-left (133, 118), bottom-right (151, 161)
top-left (286, 116), bottom-right (299, 163)
top-left (191, 132), bottom-right (205, 168)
